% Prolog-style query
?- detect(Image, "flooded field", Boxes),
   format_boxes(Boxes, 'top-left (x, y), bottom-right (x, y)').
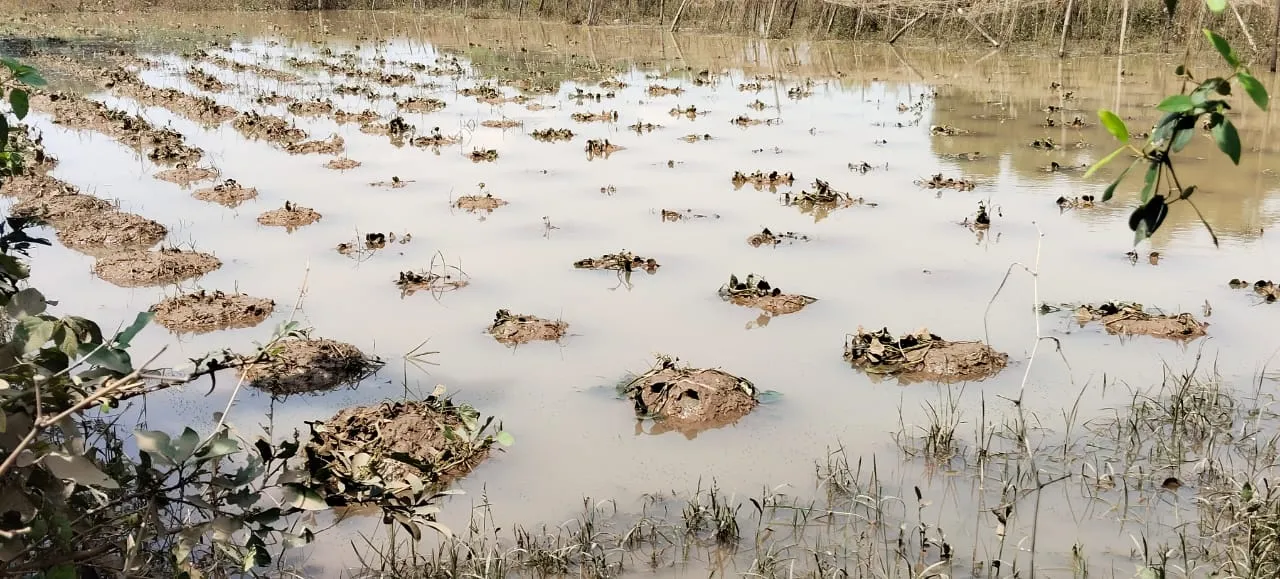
top-left (7, 10), bottom-right (1280, 577)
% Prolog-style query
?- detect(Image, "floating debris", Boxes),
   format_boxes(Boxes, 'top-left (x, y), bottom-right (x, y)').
top-left (455, 193), bottom-right (507, 212)
top-left (844, 327), bottom-right (1008, 384)
top-left (939, 151), bottom-right (983, 161)
top-left (359, 117), bottom-right (415, 138)
top-left (573, 251), bottom-right (659, 273)
top-left (783, 179), bottom-right (873, 220)
top-left (585, 139), bottom-right (623, 159)
top-left (730, 115), bottom-right (765, 126)
top-left (619, 355), bottom-right (759, 438)
top-left (487, 309), bottom-right (568, 346)
top-left (1073, 303), bottom-right (1208, 340)
top-left (916, 173), bottom-right (976, 191)
top-left (369, 176), bottom-right (413, 188)
top-left (468, 148), bottom-right (499, 162)
top-left (411, 127), bottom-right (462, 148)
top-left (647, 85), bottom-right (684, 97)
top-left (333, 109), bottom-right (381, 125)
top-left (571, 111), bottom-right (618, 123)
top-left (668, 105), bottom-right (703, 119)
top-left (325, 157), bottom-right (362, 170)
top-left (929, 124), bottom-right (971, 136)
top-left (747, 99), bottom-right (768, 110)
top-left (396, 269), bottom-right (469, 296)
top-left (1030, 137), bottom-right (1059, 150)
top-left (747, 227), bottom-right (809, 247)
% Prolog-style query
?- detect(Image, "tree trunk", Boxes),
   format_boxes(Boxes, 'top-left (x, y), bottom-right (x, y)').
top-left (1272, 0), bottom-right (1280, 72)
top-left (1057, 0), bottom-right (1074, 57)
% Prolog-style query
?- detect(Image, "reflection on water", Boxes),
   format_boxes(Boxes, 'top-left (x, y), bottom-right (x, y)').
top-left (11, 10), bottom-right (1280, 575)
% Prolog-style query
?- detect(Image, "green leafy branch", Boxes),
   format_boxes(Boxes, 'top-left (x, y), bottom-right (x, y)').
top-left (1087, 23), bottom-right (1269, 246)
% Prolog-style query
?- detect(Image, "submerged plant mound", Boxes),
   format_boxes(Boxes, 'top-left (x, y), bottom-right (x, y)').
top-left (151, 290), bottom-right (274, 333)
top-left (844, 327), bottom-right (1008, 384)
top-left (620, 355), bottom-right (759, 437)
top-left (57, 210), bottom-right (167, 253)
top-left (258, 202), bottom-right (321, 230)
top-left (1056, 194), bottom-right (1096, 210)
top-left (669, 105), bottom-right (702, 119)
top-left (154, 165), bottom-right (218, 186)
top-left (333, 109), bottom-right (381, 125)
top-left (304, 391), bottom-right (508, 504)
top-left (747, 227), bottom-right (809, 247)
top-left (783, 180), bottom-right (872, 220)
top-left (719, 273), bottom-right (815, 315)
top-left (585, 139), bottom-right (622, 158)
top-left (916, 173), bottom-right (976, 191)
top-left (193, 179), bottom-right (257, 207)
top-left (324, 157), bottom-right (362, 170)
top-left (574, 251), bottom-right (659, 273)
top-left (1230, 279), bottom-right (1279, 303)
top-left (481, 119), bottom-right (521, 129)
top-left (487, 309), bottom-right (567, 346)
top-left (468, 149), bottom-right (498, 162)
top-left (929, 124), bottom-right (971, 136)
top-left (571, 111), bottom-right (618, 123)
top-left (454, 194), bottom-right (507, 212)
top-left (92, 247), bottom-right (221, 287)
top-left (286, 99), bottom-right (335, 117)
top-left (397, 96), bottom-right (446, 113)
top-left (731, 170), bottom-right (793, 190)
top-left (1074, 302), bottom-right (1208, 339)
top-left (233, 111), bottom-right (306, 144)
top-left (360, 117), bottom-right (415, 138)
top-left (284, 135), bottom-right (344, 155)
top-left (531, 128), bottom-right (574, 142)
top-left (396, 269), bottom-right (469, 297)
top-left (244, 337), bottom-right (379, 396)
top-left (10, 193), bottom-right (113, 224)
top-left (647, 85), bottom-right (684, 97)
top-left (411, 128), bottom-right (462, 148)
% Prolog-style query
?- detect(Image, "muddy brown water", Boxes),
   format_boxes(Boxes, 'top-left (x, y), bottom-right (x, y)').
top-left (9, 10), bottom-right (1280, 576)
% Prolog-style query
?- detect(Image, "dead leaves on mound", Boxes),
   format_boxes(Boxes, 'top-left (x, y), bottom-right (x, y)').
top-left (245, 337), bottom-right (380, 396)
top-left (258, 202), bottom-right (321, 231)
top-left (193, 179), bottom-right (258, 207)
top-left (487, 309), bottom-right (567, 346)
top-left (620, 355), bottom-right (759, 437)
top-left (844, 327), bottom-right (1008, 384)
top-left (151, 290), bottom-right (274, 333)
top-left (719, 273), bottom-right (815, 316)
top-left (1073, 303), bottom-right (1207, 340)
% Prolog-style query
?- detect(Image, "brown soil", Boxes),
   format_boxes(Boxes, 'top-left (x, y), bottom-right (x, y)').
top-left (333, 109), bottom-right (381, 125)
top-left (682, 133), bottom-right (713, 142)
top-left (285, 135), bottom-right (344, 155)
top-left (747, 228), bottom-right (810, 247)
top-left (531, 128), bottom-right (574, 142)
top-left (199, 52), bottom-right (300, 83)
top-left (574, 251), bottom-right (659, 273)
top-left (151, 290), bottom-right (274, 334)
top-left (244, 338), bottom-right (377, 396)
top-left (621, 356), bottom-right (758, 438)
top-left (454, 194), bottom-right (507, 212)
top-left (719, 274), bottom-right (815, 315)
top-left (731, 115), bottom-right (764, 126)
top-left (395, 270), bottom-right (469, 297)
top-left (571, 111), bottom-right (618, 123)
top-left (102, 67), bottom-right (237, 125)
top-left (29, 91), bottom-right (205, 165)
top-left (287, 99), bottom-right (336, 116)
top-left (844, 327), bottom-right (1009, 384)
top-left (410, 129), bottom-right (462, 148)
top-left (325, 157), bottom-right (362, 170)
top-left (10, 193), bottom-right (113, 224)
top-left (397, 97), bottom-right (446, 113)
top-left (255, 92), bottom-right (295, 106)
top-left (57, 210), bottom-right (167, 254)
top-left (154, 165), bottom-right (218, 186)
top-left (629, 121), bottom-right (662, 132)
top-left (732, 170), bottom-right (794, 190)
top-left (647, 85), bottom-right (684, 96)
top-left (233, 112), bottom-right (306, 144)
top-left (258, 202), bottom-right (322, 230)
top-left (305, 396), bottom-right (494, 495)
top-left (487, 309), bottom-right (567, 346)
top-left (193, 179), bottom-right (258, 207)
top-left (1074, 303), bottom-right (1208, 340)
top-left (185, 66), bottom-right (226, 92)
top-left (92, 247), bottom-right (221, 287)
top-left (481, 119), bottom-right (522, 129)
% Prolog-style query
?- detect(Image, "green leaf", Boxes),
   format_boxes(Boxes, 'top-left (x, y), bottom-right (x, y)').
top-left (1140, 161), bottom-right (1160, 203)
top-left (46, 564), bottom-right (77, 579)
top-left (282, 484), bottom-right (329, 510)
top-left (114, 311), bottom-right (153, 348)
top-left (8, 89), bottom-right (28, 120)
top-left (1238, 72), bottom-right (1270, 111)
top-left (83, 346), bottom-right (133, 374)
top-left (1097, 110), bottom-right (1129, 143)
top-left (1130, 194), bottom-right (1169, 244)
top-left (199, 434), bottom-right (240, 460)
top-left (44, 451), bottom-right (120, 489)
top-left (1156, 94), bottom-right (1195, 112)
top-left (1203, 29), bottom-right (1240, 68)
top-left (1171, 127), bottom-right (1195, 153)
top-left (1204, 0), bottom-right (1226, 12)
top-left (494, 431), bottom-right (515, 447)
top-left (15, 317), bottom-right (55, 354)
top-left (1212, 118), bottom-right (1242, 164)
top-left (172, 427), bottom-right (200, 463)
top-left (6, 287), bottom-right (46, 318)
top-left (1102, 159), bottom-right (1140, 202)
top-left (1084, 146), bottom-right (1127, 179)
top-left (135, 429), bottom-right (174, 465)
top-left (1243, 481), bottom-right (1255, 501)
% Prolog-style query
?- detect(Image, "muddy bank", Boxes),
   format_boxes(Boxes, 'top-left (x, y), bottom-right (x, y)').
top-left (620, 355), bottom-right (759, 437)
top-left (244, 337), bottom-right (379, 396)
top-left (92, 247), bottom-right (221, 287)
top-left (1073, 303), bottom-right (1208, 340)
top-left (487, 309), bottom-right (567, 345)
top-left (844, 327), bottom-right (1008, 384)
top-left (151, 290), bottom-right (274, 333)
top-left (10, 191), bottom-right (113, 223)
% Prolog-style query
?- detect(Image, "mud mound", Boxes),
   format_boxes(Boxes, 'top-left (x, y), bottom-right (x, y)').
top-left (648, 85), bottom-right (684, 96)
top-left (287, 99), bottom-right (335, 116)
top-left (1, 173), bottom-right (78, 202)
top-left (916, 173), bottom-right (976, 191)
top-left (571, 111), bottom-right (618, 123)
top-left (244, 338), bottom-right (378, 396)
top-left (468, 149), bottom-right (498, 162)
top-left (333, 109), bottom-right (380, 125)
top-left (233, 112), bottom-right (306, 144)
top-left (151, 290), bottom-right (274, 333)
top-left (285, 135), bottom-right (344, 155)
top-left (255, 92), bottom-right (295, 106)
top-left (397, 97), bottom-right (446, 113)
top-left (585, 139), bottom-right (623, 159)
top-left (193, 179), bottom-right (258, 207)
top-left (487, 309), bottom-right (567, 346)
top-left (258, 202), bottom-right (321, 230)
top-left (11, 193), bottom-right (113, 224)
top-left (574, 251), bottom-right (659, 273)
top-left (454, 194), bottom-right (507, 212)
top-left (732, 170), bottom-right (794, 190)
top-left (719, 273), bottom-right (815, 315)
top-left (185, 66), bottom-right (225, 92)
top-left (481, 119), bottom-right (521, 129)
top-left (1074, 303), bottom-right (1207, 340)
top-left (531, 128), bottom-right (574, 142)
top-left (747, 228), bottom-right (809, 247)
top-left (304, 394), bottom-right (501, 498)
top-left (844, 327), bottom-right (1008, 384)
top-left (620, 355), bottom-right (758, 437)
top-left (395, 269), bottom-right (469, 297)
top-left (324, 157), bottom-right (362, 170)
top-left (929, 124), bottom-right (972, 136)
top-left (102, 67), bottom-right (237, 125)
top-left (410, 129), bottom-right (462, 148)
top-left (154, 165), bottom-right (218, 186)
top-left (784, 180), bottom-right (874, 221)
top-left (57, 210), bottom-right (167, 253)
top-left (92, 248), bottom-right (221, 287)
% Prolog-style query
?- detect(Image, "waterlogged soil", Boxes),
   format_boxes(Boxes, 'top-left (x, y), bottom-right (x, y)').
top-left (621, 356), bottom-right (758, 437)
top-left (244, 338), bottom-right (377, 396)
top-left (1073, 303), bottom-right (1208, 340)
top-left (454, 194), bottom-right (507, 212)
top-left (844, 327), bottom-right (1008, 383)
top-left (18, 13), bottom-right (1280, 575)
top-left (488, 309), bottom-right (567, 345)
top-left (151, 290), bottom-right (274, 333)
top-left (92, 248), bottom-right (221, 287)
top-left (258, 203), bottom-right (321, 229)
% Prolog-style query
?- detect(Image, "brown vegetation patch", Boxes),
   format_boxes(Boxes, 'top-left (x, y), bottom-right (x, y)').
top-left (57, 211), bottom-right (167, 253)
top-left (531, 128), bottom-right (574, 142)
top-left (101, 67), bottom-right (236, 124)
top-left (395, 269), bottom-right (469, 297)
top-left (454, 194), bottom-right (507, 212)
top-left (397, 97), bottom-right (446, 113)
top-left (574, 251), bottom-right (659, 273)
top-left (669, 106), bottom-right (704, 119)
top-left (487, 309), bottom-right (567, 346)
top-left (719, 273), bottom-right (815, 315)
top-left (154, 165), bottom-right (218, 186)
top-left (255, 92), bottom-right (295, 106)
top-left (916, 173), bottom-right (976, 191)
top-left (571, 111), bottom-right (618, 123)
top-left (732, 170), bottom-right (793, 190)
top-left (844, 327), bottom-right (1008, 384)
top-left (257, 202), bottom-right (321, 230)
top-left (731, 115), bottom-right (764, 126)
top-left (629, 121), bottom-right (661, 133)
top-left (620, 355), bottom-right (758, 437)
top-left (284, 135), bottom-right (344, 155)
top-left (783, 180), bottom-right (874, 220)
top-left (660, 208), bottom-right (720, 222)
top-left (193, 179), bottom-right (258, 207)
top-left (92, 247), bottom-right (221, 287)
top-left (244, 338), bottom-right (378, 396)
top-left (747, 227), bottom-right (809, 247)
top-left (185, 66), bottom-right (226, 92)
top-left (359, 117), bottom-right (415, 138)
top-left (411, 129), bottom-right (462, 148)
top-left (287, 99), bottom-right (336, 116)
top-left (233, 112), bottom-right (306, 144)
top-left (325, 157), bottom-right (362, 170)
top-left (481, 119), bottom-right (522, 129)
top-left (151, 291), bottom-right (274, 334)
top-left (1074, 303), bottom-right (1207, 340)
top-left (459, 85), bottom-right (501, 100)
